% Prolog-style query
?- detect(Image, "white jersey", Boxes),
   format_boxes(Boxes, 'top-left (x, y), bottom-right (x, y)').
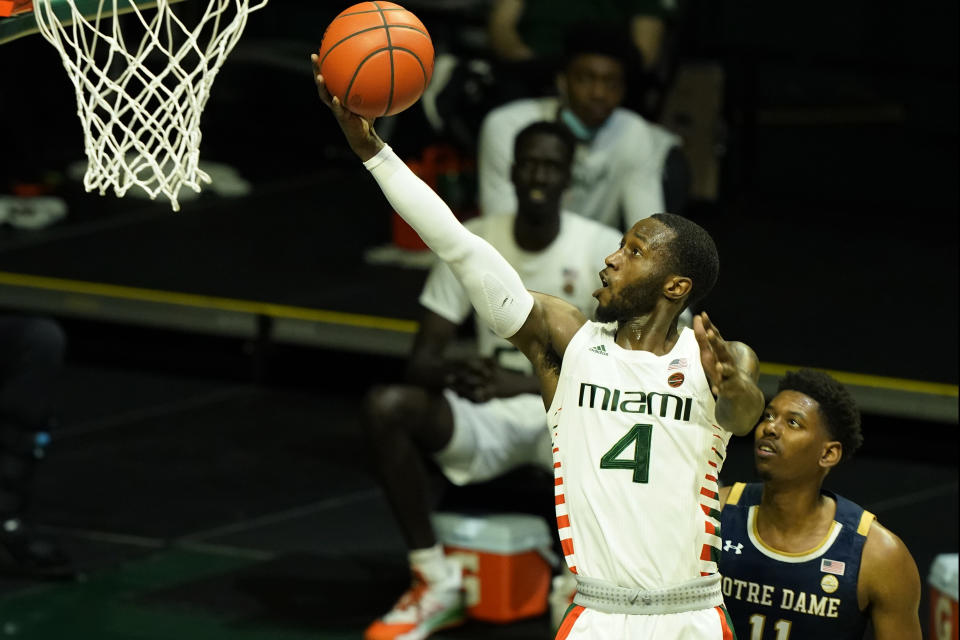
top-left (548, 322), bottom-right (730, 590)
top-left (419, 212), bottom-right (621, 374)
top-left (477, 97), bottom-right (680, 230)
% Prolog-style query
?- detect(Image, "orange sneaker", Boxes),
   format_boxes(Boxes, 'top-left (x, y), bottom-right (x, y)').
top-left (364, 569), bottom-right (466, 640)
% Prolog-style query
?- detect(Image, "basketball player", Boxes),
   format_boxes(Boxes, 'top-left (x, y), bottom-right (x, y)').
top-left (362, 121), bottom-right (621, 640)
top-left (718, 369), bottom-right (922, 639)
top-left (313, 54), bottom-right (764, 639)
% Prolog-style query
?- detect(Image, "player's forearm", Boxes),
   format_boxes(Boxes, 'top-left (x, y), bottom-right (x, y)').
top-left (365, 145), bottom-right (533, 338)
top-left (715, 379), bottom-right (764, 436)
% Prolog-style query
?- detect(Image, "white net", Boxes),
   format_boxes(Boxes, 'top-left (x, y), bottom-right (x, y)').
top-left (33, 0), bottom-right (268, 210)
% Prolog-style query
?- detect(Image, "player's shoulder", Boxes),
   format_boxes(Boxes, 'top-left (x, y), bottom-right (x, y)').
top-left (718, 481), bottom-right (755, 510)
top-left (858, 517), bottom-right (921, 605)
top-left (862, 519), bottom-right (913, 567)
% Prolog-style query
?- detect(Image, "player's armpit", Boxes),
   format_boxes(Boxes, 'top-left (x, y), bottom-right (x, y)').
top-left (858, 522), bottom-right (923, 640)
top-left (509, 292), bottom-right (587, 407)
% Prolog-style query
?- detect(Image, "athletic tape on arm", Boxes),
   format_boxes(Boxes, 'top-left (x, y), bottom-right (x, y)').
top-left (364, 145), bottom-right (534, 338)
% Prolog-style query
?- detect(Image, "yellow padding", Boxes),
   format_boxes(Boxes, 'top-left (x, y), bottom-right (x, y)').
top-left (727, 482), bottom-right (746, 506)
top-left (857, 511), bottom-right (876, 536)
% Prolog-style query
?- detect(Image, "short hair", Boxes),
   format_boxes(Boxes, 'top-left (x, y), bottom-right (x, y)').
top-left (560, 22), bottom-right (638, 73)
top-left (777, 369), bottom-right (863, 461)
top-left (513, 120), bottom-right (577, 165)
top-left (651, 213), bottom-right (719, 309)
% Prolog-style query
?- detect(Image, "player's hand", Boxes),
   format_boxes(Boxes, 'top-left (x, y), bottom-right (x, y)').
top-left (693, 311), bottom-right (742, 397)
top-left (311, 54), bottom-right (384, 161)
top-left (445, 358), bottom-right (496, 402)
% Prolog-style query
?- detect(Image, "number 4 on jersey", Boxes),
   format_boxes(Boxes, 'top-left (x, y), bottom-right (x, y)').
top-left (599, 423), bottom-right (652, 483)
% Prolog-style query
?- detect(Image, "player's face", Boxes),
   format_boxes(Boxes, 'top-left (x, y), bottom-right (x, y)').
top-left (753, 390), bottom-right (838, 482)
top-left (512, 133), bottom-right (572, 222)
top-left (560, 54), bottom-right (625, 129)
top-left (594, 218), bottom-right (675, 322)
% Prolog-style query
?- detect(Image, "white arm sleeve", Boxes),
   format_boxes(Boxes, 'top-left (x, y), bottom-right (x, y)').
top-left (364, 145), bottom-right (534, 338)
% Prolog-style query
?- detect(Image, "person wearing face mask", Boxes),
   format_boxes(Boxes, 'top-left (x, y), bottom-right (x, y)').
top-left (477, 24), bottom-right (690, 233)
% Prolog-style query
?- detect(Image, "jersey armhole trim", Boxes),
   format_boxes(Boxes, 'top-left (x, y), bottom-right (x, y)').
top-left (857, 511), bottom-right (875, 537)
top-left (726, 482), bottom-right (746, 506)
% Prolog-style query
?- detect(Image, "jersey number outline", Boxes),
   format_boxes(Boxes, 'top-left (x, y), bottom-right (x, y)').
top-left (599, 423), bottom-right (652, 483)
top-left (748, 613), bottom-right (792, 640)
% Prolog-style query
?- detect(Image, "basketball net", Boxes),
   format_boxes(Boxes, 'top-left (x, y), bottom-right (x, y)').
top-left (33, 0), bottom-right (268, 210)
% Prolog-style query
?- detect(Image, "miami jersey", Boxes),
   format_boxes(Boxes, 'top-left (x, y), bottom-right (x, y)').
top-left (719, 482), bottom-right (874, 640)
top-left (547, 321), bottom-right (729, 589)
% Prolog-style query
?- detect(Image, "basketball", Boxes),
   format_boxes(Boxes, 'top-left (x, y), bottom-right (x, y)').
top-left (317, 2), bottom-right (434, 119)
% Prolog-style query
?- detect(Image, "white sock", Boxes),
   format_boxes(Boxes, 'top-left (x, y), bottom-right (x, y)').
top-left (409, 543), bottom-right (451, 585)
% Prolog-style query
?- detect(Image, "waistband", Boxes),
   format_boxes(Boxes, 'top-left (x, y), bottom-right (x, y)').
top-left (574, 573), bottom-right (723, 615)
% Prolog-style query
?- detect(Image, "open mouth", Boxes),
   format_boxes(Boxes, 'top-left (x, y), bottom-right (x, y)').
top-left (755, 440), bottom-right (777, 458)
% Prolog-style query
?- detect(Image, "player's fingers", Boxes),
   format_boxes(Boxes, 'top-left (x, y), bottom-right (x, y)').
top-left (314, 73), bottom-right (334, 106)
top-left (330, 95), bottom-right (348, 119)
top-left (707, 329), bottom-right (733, 362)
top-left (693, 316), bottom-right (711, 349)
top-left (717, 361), bottom-right (738, 380)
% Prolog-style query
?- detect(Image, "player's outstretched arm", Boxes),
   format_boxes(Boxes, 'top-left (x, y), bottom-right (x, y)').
top-left (693, 312), bottom-right (764, 436)
top-left (312, 57), bottom-right (583, 385)
top-left (859, 521), bottom-right (922, 640)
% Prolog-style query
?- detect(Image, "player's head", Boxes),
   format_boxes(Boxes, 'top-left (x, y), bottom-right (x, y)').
top-left (556, 24), bottom-right (634, 129)
top-left (594, 214), bottom-right (719, 323)
top-left (754, 369), bottom-right (863, 483)
top-left (511, 121), bottom-right (576, 223)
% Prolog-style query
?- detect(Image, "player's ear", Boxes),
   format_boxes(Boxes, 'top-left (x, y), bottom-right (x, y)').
top-left (819, 441), bottom-right (842, 469)
top-left (663, 276), bottom-right (692, 302)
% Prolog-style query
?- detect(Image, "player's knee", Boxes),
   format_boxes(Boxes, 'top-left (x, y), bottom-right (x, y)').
top-left (363, 385), bottom-right (426, 437)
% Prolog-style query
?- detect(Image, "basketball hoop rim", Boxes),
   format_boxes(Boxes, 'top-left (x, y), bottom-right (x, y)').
top-left (0, 0), bottom-right (187, 45)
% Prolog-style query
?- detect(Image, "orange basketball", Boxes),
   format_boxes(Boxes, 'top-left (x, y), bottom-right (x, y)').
top-left (317, 2), bottom-right (434, 119)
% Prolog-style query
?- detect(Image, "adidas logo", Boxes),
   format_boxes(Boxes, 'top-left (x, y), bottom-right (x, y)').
top-left (589, 344), bottom-right (608, 355)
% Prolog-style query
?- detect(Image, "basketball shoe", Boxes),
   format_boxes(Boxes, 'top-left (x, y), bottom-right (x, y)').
top-left (364, 560), bottom-right (466, 640)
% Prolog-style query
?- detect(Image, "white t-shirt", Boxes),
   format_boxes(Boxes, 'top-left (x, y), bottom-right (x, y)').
top-left (477, 97), bottom-right (681, 230)
top-left (419, 212), bottom-right (622, 374)
top-left (548, 322), bottom-right (729, 590)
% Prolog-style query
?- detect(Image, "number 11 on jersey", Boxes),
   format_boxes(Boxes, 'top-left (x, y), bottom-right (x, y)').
top-left (749, 613), bottom-right (793, 639)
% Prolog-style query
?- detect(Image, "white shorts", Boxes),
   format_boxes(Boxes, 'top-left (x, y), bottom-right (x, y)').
top-left (433, 390), bottom-right (554, 485)
top-left (556, 604), bottom-right (735, 640)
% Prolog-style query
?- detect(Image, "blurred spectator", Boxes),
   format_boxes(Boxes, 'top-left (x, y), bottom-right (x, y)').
top-left (478, 24), bottom-right (690, 231)
top-left (0, 315), bottom-right (72, 579)
top-left (486, 0), bottom-right (678, 110)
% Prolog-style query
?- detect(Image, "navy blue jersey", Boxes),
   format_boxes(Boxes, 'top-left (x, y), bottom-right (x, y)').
top-left (718, 482), bottom-right (874, 640)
